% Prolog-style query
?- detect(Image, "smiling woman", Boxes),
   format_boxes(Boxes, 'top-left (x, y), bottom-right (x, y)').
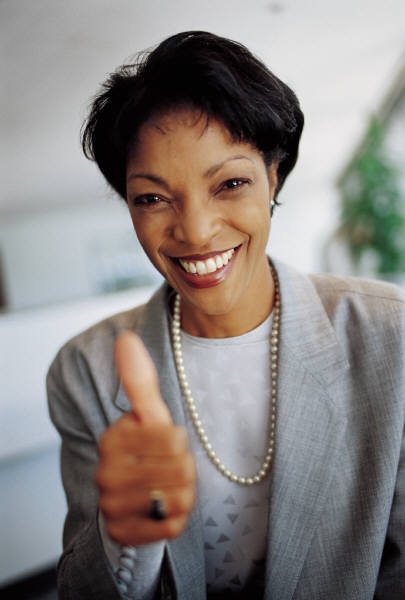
top-left (125, 111), bottom-right (278, 336)
top-left (47, 31), bottom-right (405, 600)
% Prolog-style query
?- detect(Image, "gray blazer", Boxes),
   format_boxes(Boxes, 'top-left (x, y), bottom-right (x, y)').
top-left (47, 260), bottom-right (405, 599)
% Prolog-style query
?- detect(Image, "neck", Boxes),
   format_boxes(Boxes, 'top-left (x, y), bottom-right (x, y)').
top-left (178, 262), bottom-right (276, 338)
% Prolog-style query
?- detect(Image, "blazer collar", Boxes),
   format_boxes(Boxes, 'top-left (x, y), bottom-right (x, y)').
top-left (272, 258), bottom-right (349, 388)
top-left (264, 259), bottom-right (350, 599)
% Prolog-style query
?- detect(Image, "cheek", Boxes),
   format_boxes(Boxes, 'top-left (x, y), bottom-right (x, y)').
top-left (130, 217), bottom-right (171, 276)
top-left (130, 210), bottom-right (151, 240)
top-left (136, 235), bottom-right (166, 276)
top-left (250, 203), bottom-right (271, 247)
top-left (244, 197), bottom-right (271, 231)
top-left (129, 215), bottom-right (156, 256)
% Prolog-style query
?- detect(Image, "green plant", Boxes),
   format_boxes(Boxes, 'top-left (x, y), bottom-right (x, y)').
top-left (339, 118), bottom-right (405, 275)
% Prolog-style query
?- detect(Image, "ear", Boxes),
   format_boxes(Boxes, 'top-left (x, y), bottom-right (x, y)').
top-left (267, 161), bottom-right (279, 215)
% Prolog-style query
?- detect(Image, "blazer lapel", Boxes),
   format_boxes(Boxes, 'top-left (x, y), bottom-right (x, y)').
top-left (113, 284), bottom-right (187, 426)
top-left (265, 261), bottom-right (350, 600)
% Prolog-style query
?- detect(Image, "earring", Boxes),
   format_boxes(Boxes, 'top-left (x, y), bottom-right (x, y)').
top-left (270, 199), bottom-right (276, 216)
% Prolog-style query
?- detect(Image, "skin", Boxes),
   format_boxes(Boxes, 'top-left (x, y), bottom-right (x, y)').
top-left (96, 332), bottom-right (196, 545)
top-left (126, 109), bottom-right (278, 338)
top-left (96, 108), bottom-right (279, 547)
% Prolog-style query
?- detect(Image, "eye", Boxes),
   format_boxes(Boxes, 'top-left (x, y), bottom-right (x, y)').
top-left (218, 178), bottom-right (250, 193)
top-left (132, 194), bottom-right (163, 207)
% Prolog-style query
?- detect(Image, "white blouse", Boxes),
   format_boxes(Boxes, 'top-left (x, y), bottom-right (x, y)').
top-left (182, 314), bottom-right (272, 595)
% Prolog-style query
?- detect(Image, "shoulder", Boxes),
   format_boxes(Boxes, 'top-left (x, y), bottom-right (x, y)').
top-left (47, 279), bottom-right (169, 380)
top-left (47, 283), bottom-right (171, 432)
top-left (309, 271), bottom-right (405, 322)
top-left (46, 302), bottom-right (151, 435)
top-left (274, 258), bottom-right (405, 358)
top-left (47, 282), bottom-right (171, 385)
top-left (309, 271), bottom-right (405, 303)
top-left (49, 283), bottom-right (170, 370)
top-left (274, 258), bottom-right (405, 321)
top-left (46, 303), bottom-right (146, 401)
top-left (308, 273), bottom-right (405, 367)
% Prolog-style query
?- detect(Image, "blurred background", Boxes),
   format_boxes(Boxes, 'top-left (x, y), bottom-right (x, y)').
top-left (1, 0), bottom-right (405, 594)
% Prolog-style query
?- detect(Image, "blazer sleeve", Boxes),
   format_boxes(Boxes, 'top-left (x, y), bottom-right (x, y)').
top-left (374, 292), bottom-right (405, 599)
top-left (47, 347), bottom-right (124, 600)
top-left (47, 332), bottom-right (177, 600)
top-left (375, 421), bottom-right (405, 599)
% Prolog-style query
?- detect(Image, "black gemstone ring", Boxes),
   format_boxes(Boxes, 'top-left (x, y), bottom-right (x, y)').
top-left (149, 490), bottom-right (167, 520)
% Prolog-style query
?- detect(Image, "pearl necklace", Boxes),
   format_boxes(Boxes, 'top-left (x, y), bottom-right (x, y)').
top-left (171, 266), bottom-right (280, 486)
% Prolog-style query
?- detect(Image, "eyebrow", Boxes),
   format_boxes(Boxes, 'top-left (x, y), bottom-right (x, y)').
top-left (203, 155), bottom-right (253, 178)
top-left (127, 172), bottom-right (168, 187)
top-left (126, 155), bottom-right (253, 186)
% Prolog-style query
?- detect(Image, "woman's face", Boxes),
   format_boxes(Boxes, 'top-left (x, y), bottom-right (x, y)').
top-left (126, 109), bottom-right (278, 337)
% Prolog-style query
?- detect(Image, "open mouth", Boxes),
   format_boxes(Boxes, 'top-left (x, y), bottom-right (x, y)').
top-left (176, 247), bottom-right (238, 275)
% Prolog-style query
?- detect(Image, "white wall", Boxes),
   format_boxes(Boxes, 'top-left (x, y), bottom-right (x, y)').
top-left (0, 201), bottom-right (161, 311)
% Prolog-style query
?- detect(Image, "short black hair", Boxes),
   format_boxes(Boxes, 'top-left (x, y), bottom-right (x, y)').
top-left (82, 30), bottom-right (304, 201)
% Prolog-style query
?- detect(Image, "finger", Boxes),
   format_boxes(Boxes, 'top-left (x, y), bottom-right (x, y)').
top-left (96, 452), bottom-right (196, 492)
top-left (99, 485), bottom-right (196, 521)
top-left (98, 420), bottom-right (189, 458)
top-left (115, 331), bottom-right (172, 425)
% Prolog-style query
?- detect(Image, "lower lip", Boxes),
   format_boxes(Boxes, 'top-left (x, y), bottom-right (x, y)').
top-left (173, 252), bottom-right (237, 289)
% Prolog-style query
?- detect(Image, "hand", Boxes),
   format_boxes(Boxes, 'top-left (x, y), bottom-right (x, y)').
top-left (95, 331), bottom-right (196, 546)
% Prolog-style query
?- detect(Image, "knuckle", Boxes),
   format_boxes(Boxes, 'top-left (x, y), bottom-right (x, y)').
top-left (95, 465), bottom-right (123, 492)
top-left (173, 462), bottom-right (188, 483)
top-left (173, 488), bottom-right (195, 514)
top-left (97, 433), bottom-right (110, 457)
top-left (161, 517), bottom-right (186, 540)
top-left (99, 415), bottom-right (136, 455)
top-left (176, 453), bottom-right (196, 482)
top-left (94, 466), bottom-right (107, 490)
top-left (137, 424), bottom-right (188, 457)
top-left (105, 520), bottom-right (121, 543)
top-left (159, 425), bottom-right (188, 455)
top-left (99, 496), bottom-right (120, 519)
top-left (98, 431), bottom-right (119, 458)
top-left (171, 426), bottom-right (189, 453)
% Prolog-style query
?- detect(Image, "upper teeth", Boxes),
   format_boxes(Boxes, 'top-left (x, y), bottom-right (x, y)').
top-left (179, 249), bottom-right (235, 275)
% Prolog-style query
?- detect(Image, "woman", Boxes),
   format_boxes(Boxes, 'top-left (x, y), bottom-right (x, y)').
top-left (47, 31), bottom-right (405, 599)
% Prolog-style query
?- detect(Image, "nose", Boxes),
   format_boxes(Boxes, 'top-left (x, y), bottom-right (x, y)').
top-left (172, 201), bottom-right (221, 247)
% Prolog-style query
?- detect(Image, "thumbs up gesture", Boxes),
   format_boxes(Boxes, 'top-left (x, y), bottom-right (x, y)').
top-left (95, 331), bottom-right (196, 546)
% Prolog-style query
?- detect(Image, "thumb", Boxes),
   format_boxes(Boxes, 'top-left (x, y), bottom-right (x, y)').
top-left (115, 331), bottom-right (172, 425)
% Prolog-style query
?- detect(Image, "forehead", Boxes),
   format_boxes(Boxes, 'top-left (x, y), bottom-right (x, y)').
top-left (135, 109), bottom-right (230, 148)
top-left (146, 107), bottom-right (210, 134)
top-left (127, 108), bottom-right (261, 168)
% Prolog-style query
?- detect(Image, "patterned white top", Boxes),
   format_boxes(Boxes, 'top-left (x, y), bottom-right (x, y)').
top-left (181, 314), bottom-right (272, 595)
